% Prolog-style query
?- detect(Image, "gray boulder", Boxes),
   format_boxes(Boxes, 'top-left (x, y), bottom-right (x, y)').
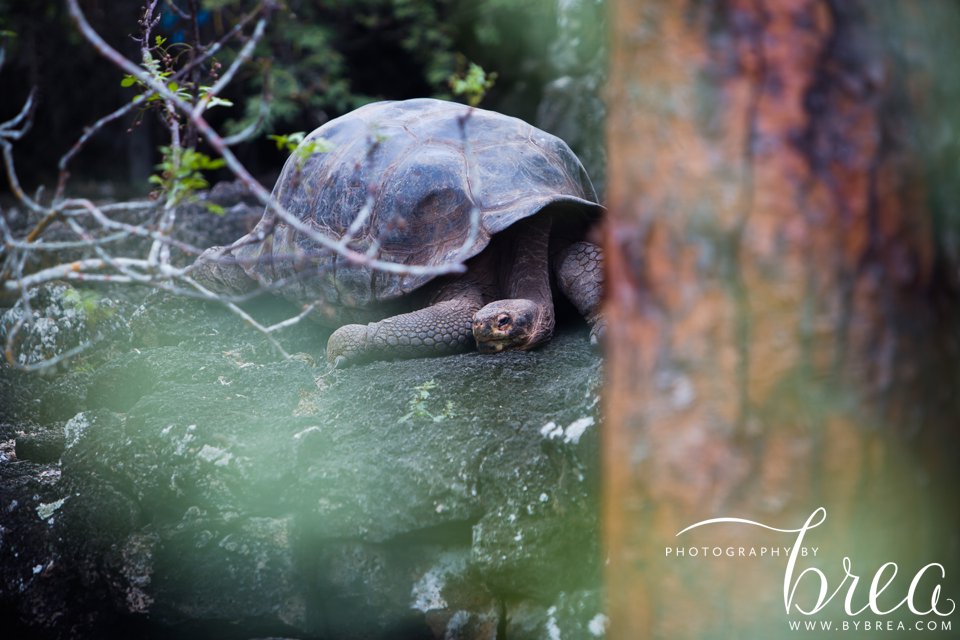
top-left (1, 290), bottom-right (604, 638)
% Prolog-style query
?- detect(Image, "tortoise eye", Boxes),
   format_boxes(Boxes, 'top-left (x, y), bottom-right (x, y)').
top-left (496, 314), bottom-right (511, 328)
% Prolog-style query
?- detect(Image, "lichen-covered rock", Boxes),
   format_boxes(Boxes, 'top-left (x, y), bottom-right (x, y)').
top-left (1, 289), bottom-right (603, 638)
top-left (148, 515), bottom-right (307, 629)
top-left (170, 179), bottom-right (263, 259)
top-left (0, 452), bottom-right (72, 637)
top-left (0, 282), bottom-right (130, 369)
top-left (505, 590), bottom-right (607, 639)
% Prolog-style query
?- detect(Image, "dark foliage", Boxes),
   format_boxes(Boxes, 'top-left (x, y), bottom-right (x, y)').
top-left (0, 0), bottom-right (581, 193)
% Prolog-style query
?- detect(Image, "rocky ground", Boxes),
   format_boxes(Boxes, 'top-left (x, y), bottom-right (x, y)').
top-left (0, 274), bottom-right (605, 639)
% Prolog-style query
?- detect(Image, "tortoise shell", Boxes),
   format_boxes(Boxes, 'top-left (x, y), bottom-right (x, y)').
top-left (232, 98), bottom-right (600, 314)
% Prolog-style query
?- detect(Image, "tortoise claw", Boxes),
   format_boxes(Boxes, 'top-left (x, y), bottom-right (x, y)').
top-left (326, 324), bottom-right (369, 367)
top-left (588, 315), bottom-right (606, 347)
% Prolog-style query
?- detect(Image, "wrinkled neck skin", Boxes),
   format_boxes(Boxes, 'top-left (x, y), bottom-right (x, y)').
top-left (502, 215), bottom-right (555, 345)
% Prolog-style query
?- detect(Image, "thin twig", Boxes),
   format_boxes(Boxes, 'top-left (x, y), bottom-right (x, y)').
top-left (5, 257), bottom-right (178, 290)
top-left (222, 89), bottom-right (269, 145)
top-left (180, 2), bottom-right (263, 78)
top-left (61, 198), bottom-right (197, 255)
top-left (0, 92), bottom-right (45, 215)
top-left (164, 0), bottom-right (191, 21)
top-left (2, 140), bottom-right (47, 215)
top-left (0, 88), bottom-right (36, 138)
top-left (263, 301), bottom-right (319, 333)
top-left (17, 340), bottom-right (99, 372)
top-left (55, 101), bottom-right (139, 202)
top-left (5, 232), bottom-right (131, 251)
top-left (3, 0), bottom-right (485, 372)
top-left (192, 15), bottom-right (266, 117)
top-left (183, 275), bottom-right (291, 358)
top-left (454, 109), bottom-right (483, 264)
top-left (66, 0), bottom-right (472, 279)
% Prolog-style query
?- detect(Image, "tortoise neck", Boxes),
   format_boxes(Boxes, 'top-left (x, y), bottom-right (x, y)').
top-left (505, 215), bottom-right (553, 305)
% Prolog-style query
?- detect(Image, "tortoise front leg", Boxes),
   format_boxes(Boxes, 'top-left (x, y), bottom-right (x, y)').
top-left (326, 257), bottom-right (496, 366)
top-left (326, 298), bottom-right (480, 366)
top-left (555, 241), bottom-right (605, 343)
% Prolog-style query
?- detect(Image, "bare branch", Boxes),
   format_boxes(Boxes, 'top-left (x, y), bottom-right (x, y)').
top-left (52, 4), bottom-right (265, 203)
top-left (60, 198), bottom-right (198, 255)
top-left (25, 210), bottom-right (65, 243)
top-left (139, 1), bottom-right (163, 49)
top-left (0, 88), bottom-right (36, 139)
top-left (183, 276), bottom-right (291, 358)
top-left (2, 0), bottom-right (488, 372)
top-left (55, 101), bottom-right (140, 202)
top-left (0, 91), bottom-right (45, 214)
top-left (222, 89), bottom-right (269, 146)
top-left (182, 2), bottom-right (264, 77)
top-left (5, 257), bottom-right (176, 290)
top-left (163, 0), bottom-right (191, 21)
top-left (192, 15), bottom-right (267, 116)
top-left (5, 232), bottom-right (131, 252)
top-left (263, 302), bottom-right (320, 333)
top-left (2, 139), bottom-right (47, 215)
top-left (65, 0), bottom-right (470, 279)
top-left (14, 340), bottom-right (97, 373)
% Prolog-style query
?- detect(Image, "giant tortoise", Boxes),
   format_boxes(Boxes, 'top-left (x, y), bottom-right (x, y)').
top-left (193, 98), bottom-right (604, 365)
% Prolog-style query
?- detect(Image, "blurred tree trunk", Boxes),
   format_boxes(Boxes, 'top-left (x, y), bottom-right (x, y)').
top-left (603, 0), bottom-right (960, 637)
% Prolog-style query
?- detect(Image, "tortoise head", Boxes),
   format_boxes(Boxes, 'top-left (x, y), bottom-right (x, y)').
top-left (472, 299), bottom-right (553, 353)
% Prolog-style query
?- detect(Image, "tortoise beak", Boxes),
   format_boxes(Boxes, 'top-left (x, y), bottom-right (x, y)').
top-left (476, 341), bottom-right (505, 354)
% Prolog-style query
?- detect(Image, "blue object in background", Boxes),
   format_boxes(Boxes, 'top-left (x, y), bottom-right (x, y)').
top-left (160, 6), bottom-right (211, 43)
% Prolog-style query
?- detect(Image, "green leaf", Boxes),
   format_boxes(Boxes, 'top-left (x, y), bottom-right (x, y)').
top-left (199, 157), bottom-right (226, 170)
top-left (120, 75), bottom-right (137, 88)
top-left (206, 96), bottom-right (234, 109)
top-left (448, 62), bottom-right (497, 107)
top-left (202, 0), bottom-right (238, 10)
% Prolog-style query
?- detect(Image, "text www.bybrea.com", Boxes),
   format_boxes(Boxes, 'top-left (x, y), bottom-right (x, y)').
top-left (788, 619), bottom-right (952, 632)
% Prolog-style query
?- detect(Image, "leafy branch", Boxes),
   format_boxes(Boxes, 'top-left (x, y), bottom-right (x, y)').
top-left (449, 61), bottom-right (497, 107)
top-left (0, 0), bottom-right (489, 372)
top-left (267, 131), bottom-right (335, 169)
top-left (149, 146), bottom-right (226, 210)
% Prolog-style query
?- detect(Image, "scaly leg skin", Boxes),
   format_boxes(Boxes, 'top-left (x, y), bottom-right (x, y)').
top-left (555, 241), bottom-right (605, 344)
top-left (326, 298), bottom-right (480, 366)
top-left (326, 255), bottom-right (496, 366)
